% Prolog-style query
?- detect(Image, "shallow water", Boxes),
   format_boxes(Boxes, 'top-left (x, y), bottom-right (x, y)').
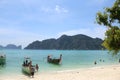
top-left (0, 50), bottom-right (120, 76)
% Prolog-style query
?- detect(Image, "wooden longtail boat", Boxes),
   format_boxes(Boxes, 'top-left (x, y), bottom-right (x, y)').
top-left (22, 57), bottom-right (36, 75)
top-left (47, 54), bottom-right (62, 65)
top-left (0, 54), bottom-right (6, 65)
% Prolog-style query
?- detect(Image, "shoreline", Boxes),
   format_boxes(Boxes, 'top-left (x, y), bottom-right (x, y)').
top-left (0, 64), bottom-right (120, 80)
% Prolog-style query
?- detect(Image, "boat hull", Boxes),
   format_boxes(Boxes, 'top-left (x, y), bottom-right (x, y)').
top-left (48, 59), bottom-right (61, 65)
top-left (22, 66), bottom-right (31, 75)
top-left (0, 57), bottom-right (6, 65)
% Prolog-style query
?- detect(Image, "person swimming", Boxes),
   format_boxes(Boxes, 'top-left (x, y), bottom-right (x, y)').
top-left (94, 61), bottom-right (97, 65)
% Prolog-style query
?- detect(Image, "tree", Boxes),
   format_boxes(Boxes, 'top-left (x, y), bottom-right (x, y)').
top-left (96, 0), bottom-right (120, 55)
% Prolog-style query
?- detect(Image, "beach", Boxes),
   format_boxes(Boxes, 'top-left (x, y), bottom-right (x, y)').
top-left (1, 64), bottom-right (120, 80)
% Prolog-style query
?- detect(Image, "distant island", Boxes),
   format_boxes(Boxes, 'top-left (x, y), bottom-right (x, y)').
top-left (25, 34), bottom-right (104, 50)
top-left (0, 44), bottom-right (22, 49)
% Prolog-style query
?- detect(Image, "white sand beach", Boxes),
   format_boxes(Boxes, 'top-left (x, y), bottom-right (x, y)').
top-left (1, 64), bottom-right (120, 80)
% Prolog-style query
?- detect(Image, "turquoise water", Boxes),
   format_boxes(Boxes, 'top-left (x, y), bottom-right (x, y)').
top-left (0, 50), bottom-right (120, 76)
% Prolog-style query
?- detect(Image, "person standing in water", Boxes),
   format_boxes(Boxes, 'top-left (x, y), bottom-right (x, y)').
top-left (119, 59), bottom-right (120, 63)
top-left (31, 67), bottom-right (35, 78)
top-left (36, 64), bottom-right (39, 71)
top-left (94, 61), bottom-right (97, 65)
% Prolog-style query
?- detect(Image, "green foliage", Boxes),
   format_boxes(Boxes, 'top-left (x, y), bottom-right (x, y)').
top-left (102, 27), bottom-right (120, 55)
top-left (96, 0), bottom-right (120, 54)
top-left (96, 12), bottom-right (109, 26)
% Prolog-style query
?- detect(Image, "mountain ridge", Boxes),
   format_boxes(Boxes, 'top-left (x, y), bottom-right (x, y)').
top-left (0, 44), bottom-right (22, 49)
top-left (24, 34), bottom-right (104, 50)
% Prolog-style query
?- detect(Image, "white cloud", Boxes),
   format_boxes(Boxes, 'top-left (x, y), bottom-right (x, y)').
top-left (0, 0), bottom-right (69, 25)
top-left (38, 5), bottom-right (69, 24)
top-left (55, 5), bottom-right (68, 14)
top-left (57, 27), bottom-right (107, 39)
top-left (55, 5), bottom-right (61, 13)
top-left (41, 5), bottom-right (68, 14)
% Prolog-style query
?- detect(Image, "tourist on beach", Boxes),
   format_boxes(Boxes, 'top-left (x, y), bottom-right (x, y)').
top-left (119, 59), bottom-right (120, 63)
top-left (36, 64), bottom-right (39, 71)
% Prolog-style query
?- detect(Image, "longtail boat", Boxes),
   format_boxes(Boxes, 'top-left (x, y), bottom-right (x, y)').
top-left (0, 54), bottom-right (6, 65)
top-left (22, 57), bottom-right (36, 75)
top-left (47, 54), bottom-right (62, 65)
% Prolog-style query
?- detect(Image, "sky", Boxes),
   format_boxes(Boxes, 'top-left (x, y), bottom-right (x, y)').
top-left (0, 0), bottom-right (115, 48)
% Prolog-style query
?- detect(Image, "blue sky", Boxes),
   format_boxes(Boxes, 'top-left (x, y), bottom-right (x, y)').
top-left (0, 0), bottom-right (114, 48)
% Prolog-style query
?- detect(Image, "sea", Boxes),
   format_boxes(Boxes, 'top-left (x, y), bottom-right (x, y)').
top-left (0, 50), bottom-right (120, 76)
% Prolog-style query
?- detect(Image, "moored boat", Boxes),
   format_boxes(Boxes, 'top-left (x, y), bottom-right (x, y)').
top-left (0, 54), bottom-right (6, 65)
top-left (22, 58), bottom-right (34, 75)
top-left (22, 57), bottom-right (38, 76)
top-left (47, 54), bottom-right (62, 65)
